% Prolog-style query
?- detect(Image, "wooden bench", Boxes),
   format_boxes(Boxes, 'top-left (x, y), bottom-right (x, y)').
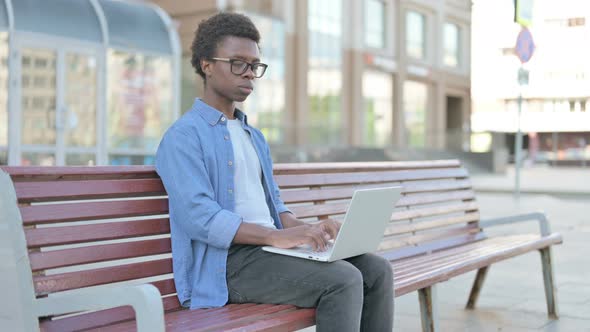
top-left (0, 160), bottom-right (562, 332)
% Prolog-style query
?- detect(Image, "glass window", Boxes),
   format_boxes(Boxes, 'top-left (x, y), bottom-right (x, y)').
top-left (0, 32), bottom-right (8, 163)
top-left (443, 22), bottom-right (460, 67)
top-left (242, 14), bottom-right (286, 144)
top-left (65, 53), bottom-right (97, 148)
top-left (365, 0), bottom-right (386, 49)
top-left (107, 51), bottom-right (174, 164)
top-left (406, 11), bottom-right (426, 60)
top-left (308, 0), bottom-right (343, 145)
top-left (21, 48), bottom-right (57, 146)
top-left (403, 81), bottom-right (428, 147)
top-left (362, 70), bottom-right (392, 147)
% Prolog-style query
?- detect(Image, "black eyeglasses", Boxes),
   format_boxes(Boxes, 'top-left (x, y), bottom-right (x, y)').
top-left (210, 57), bottom-right (268, 78)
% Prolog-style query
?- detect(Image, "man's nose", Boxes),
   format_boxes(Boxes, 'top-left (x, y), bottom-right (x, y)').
top-left (242, 65), bottom-right (255, 79)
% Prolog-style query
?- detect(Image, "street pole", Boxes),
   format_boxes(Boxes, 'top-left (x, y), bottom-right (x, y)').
top-left (514, 72), bottom-right (523, 200)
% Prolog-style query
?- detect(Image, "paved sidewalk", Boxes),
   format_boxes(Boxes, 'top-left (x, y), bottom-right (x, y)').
top-left (471, 165), bottom-right (590, 196)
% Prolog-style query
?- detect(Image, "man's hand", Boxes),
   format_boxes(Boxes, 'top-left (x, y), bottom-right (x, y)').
top-left (269, 219), bottom-right (341, 252)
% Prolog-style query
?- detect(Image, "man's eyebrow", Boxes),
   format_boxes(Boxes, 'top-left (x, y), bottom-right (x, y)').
top-left (231, 55), bottom-right (261, 62)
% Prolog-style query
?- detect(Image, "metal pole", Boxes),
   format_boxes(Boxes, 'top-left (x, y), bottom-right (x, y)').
top-left (552, 132), bottom-right (558, 167)
top-left (514, 66), bottom-right (524, 199)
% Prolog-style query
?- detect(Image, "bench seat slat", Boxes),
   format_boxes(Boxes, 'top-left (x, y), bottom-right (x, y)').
top-left (20, 199), bottom-right (169, 225)
top-left (90, 305), bottom-right (315, 332)
top-left (180, 304), bottom-right (295, 331)
top-left (275, 168), bottom-right (468, 188)
top-left (29, 238), bottom-right (171, 271)
top-left (393, 237), bottom-right (535, 276)
top-left (25, 218), bottom-right (170, 247)
top-left (209, 307), bottom-right (316, 332)
top-left (34, 258), bottom-right (173, 295)
top-left (393, 233), bottom-right (563, 296)
top-left (379, 232), bottom-right (487, 262)
top-left (392, 235), bottom-right (524, 269)
top-left (40, 295), bottom-right (181, 332)
top-left (15, 178), bottom-right (165, 203)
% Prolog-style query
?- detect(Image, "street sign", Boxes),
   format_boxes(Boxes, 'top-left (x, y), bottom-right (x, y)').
top-left (515, 27), bottom-right (535, 63)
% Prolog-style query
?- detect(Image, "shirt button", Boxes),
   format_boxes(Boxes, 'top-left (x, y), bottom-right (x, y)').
top-left (224, 135), bottom-right (229, 140)
top-left (228, 160), bottom-right (233, 166)
top-left (220, 117), bottom-right (226, 122)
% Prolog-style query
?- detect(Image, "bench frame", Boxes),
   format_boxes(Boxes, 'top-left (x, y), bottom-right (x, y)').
top-left (0, 161), bottom-right (562, 332)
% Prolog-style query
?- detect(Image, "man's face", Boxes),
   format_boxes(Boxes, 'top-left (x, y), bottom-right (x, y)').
top-left (203, 36), bottom-right (261, 103)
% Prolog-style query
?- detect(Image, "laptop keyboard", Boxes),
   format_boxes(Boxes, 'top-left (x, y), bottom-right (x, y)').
top-left (295, 242), bottom-right (334, 256)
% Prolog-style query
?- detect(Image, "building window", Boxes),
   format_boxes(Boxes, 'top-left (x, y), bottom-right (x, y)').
top-left (308, 0), bottom-right (343, 145)
top-left (443, 22), bottom-right (460, 67)
top-left (107, 51), bottom-right (174, 165)
top-left (403, 80), bottom-right (428, 147)
top-left (365, 0), bottom-right (386, 49)
top-left (242, 14), bottom-right (286, 144)
top-left (406, 10), bottom-right (426, 60)
top-left (362, 70), bottom-right (392, 146)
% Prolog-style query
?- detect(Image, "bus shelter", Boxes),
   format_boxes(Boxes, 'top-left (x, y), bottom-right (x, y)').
top-left (0, 0), bottom-right (180, 166)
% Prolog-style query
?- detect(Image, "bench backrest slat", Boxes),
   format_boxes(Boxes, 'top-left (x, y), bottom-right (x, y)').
top-left (25, 218), bottom-right (170, 247)
top-left (20, 198), bottom-right (169, 225)
top-left (14, 178), bottom-right (166, 203)
top-left (34, 258), bottom-right (173, 295)
top-left (29, 238), bottom-right (171, 272)
top-left (274, 168), bottom-right (468, 188)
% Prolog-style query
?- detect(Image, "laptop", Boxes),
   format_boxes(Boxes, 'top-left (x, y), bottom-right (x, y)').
top-left (262, 186), bottom-right (401, 262)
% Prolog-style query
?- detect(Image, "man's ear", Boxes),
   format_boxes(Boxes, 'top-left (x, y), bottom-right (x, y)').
top-left (201, 58), bottom-right (213, 77)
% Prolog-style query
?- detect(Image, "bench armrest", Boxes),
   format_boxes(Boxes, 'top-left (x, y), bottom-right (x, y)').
top-left (479, 212), bottom-right (551, 236)
top-left (35, 284), bottom-right (164, 332)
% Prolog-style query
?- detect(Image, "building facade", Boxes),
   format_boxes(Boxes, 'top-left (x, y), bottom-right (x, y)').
top-left (151, 0), bottom-right (472, 161)
top-left (472, 0), bottom-right (590, 164)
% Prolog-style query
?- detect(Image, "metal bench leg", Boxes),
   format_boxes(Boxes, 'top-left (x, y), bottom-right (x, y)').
top-left (418, 285), bottom-right (439, 332)
top-left (465, 266), bottom-right (489, 310)
top-left (539, 247), bottom-right (559, 319)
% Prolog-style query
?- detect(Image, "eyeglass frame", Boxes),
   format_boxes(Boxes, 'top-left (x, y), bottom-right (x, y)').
top-left (209, 57), bottom-right (268, 78)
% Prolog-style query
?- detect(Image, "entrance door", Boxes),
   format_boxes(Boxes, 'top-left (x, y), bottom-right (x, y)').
top-left (15, 41), bottom-right (99, 165)
top-left (445, 95), bottom-right (464, 150)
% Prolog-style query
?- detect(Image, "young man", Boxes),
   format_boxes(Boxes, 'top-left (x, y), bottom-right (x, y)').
top-left (156, 12), bottom-right (394, 331)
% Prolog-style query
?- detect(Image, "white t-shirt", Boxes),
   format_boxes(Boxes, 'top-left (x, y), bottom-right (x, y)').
top-left (226, 119), bottom-right (276, 229)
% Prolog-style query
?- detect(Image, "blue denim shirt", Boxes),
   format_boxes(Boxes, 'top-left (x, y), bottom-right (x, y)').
top-left (155, 99), bottom-right (289, 309)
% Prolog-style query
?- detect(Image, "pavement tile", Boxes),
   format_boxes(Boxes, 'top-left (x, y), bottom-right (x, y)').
top-left (511, 299), bottom-right (590, 320)
top-left (540, 316), bottom-right (590, 332)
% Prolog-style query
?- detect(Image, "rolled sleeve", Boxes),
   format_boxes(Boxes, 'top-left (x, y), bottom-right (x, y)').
top-left (208, 210), bottom-right (242, 249)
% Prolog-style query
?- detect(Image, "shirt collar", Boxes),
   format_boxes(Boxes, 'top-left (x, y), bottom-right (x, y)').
top-left (194, 98), bottom-right (249, 126)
